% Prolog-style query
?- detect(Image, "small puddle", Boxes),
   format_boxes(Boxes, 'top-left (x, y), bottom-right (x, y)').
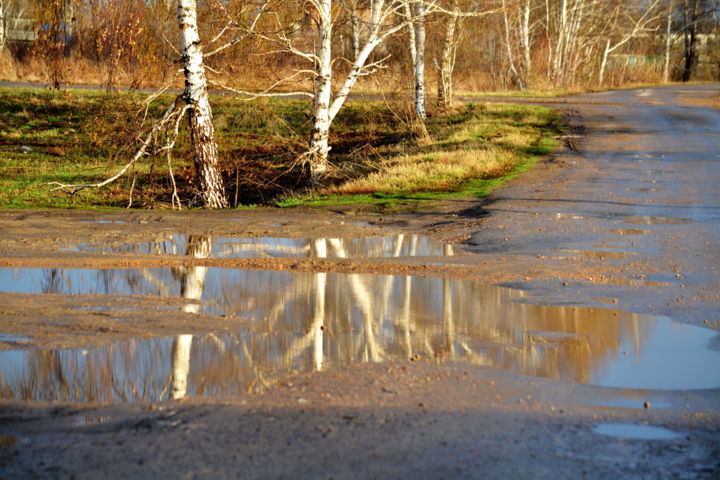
top-left (622, 216), bottom-right (693, 225)
top-left (607, 228), bottom-right (651, 236)
top-left (554, 249), bottom-right (638, 260)
top-left (628, 187), bottom-right (667, 193)
top-left (83, 220), bottom-right (127, 224)
top-left (64, 234), bottom-right (456, 259)
top-left (1, 265), bottom-right (720, 404)
top-left (593, 423), bottom-right (681, 440)
top-left (605, 278), bottom-right (671, 288)
top-left (584, 399), bottom-right (671, 409)
top-left (0, 334), bottom-right (31, 344)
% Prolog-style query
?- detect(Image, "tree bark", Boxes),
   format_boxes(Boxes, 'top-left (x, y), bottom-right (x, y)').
top-left (308, 0), bottom-right (333, 184)
top-left (177, 0), bottom-right (229, 208)
top-left (664, 0), bottom-right (674, 82)
top-left (437, 8), bottom-right (459, 108)
top-left (502, 0), bottom-right (526, 90)
top-left (682, 0), bottom-right (700, 82)
top-left (413, 2), bottom-right (427, 119)
top-left (0, 0), bottom-right (6, 53)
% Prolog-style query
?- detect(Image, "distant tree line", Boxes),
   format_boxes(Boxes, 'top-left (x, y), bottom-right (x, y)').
top-left (0, 0), bottom-right (718, 93)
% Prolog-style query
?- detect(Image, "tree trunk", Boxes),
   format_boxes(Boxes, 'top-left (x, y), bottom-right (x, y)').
top-left (413, 2), bottom-right (427, 119)
top-left (682, 0), bottom-right (700, 82)
top-left (0, 0), bottom-right (6, 53)
top-left (663, 0), bottom-right (674, 82)
top-left (437, 4), bottom-right (460, 108)
top-left (502, 0), bottom-right (526, 90)
top-left (351, 4), bottom-right (361, 61)
top-left (520, 0), bottom-right (532, 82)
top-left (177, 0), bottom-right (229, 209)
top-left (308, 0), bottom-right (333, 184)
top-left (598, 39), bottom-right (610, 86)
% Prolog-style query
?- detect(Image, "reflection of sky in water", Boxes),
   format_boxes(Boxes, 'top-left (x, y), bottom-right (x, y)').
top-left (2, 264), bottom-right (720, 404)
top-left (63, 234), bottom-right (455, 258)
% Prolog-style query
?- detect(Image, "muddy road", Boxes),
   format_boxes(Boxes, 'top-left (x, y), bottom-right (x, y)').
top-left (0, 85), bottom-right (719, 479)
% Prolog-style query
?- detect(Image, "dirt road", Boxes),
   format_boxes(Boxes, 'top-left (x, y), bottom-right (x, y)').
top-left (0, 85), bottom-right (719, 479)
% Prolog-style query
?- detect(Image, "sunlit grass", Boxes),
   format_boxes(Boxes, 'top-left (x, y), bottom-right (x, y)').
top-left (0, 87), bottom-right (562, 209)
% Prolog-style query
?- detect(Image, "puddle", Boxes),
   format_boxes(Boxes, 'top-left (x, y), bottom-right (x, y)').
top-left (605, 278), bottom-right (671, 288)
top-left (607, 229), bottom-right (651, 236)
top-left (584, 399), bottom-right (671, 409)
top-left (2, 265), bottom-right (720, 404)
top-left (554, 249), bottom-right (638, 260)
top-left (84, 220), bottom-right (127, 224)
top-left (622, 216), bottom-right (693, 225)
top-left (64, 234), bottom-right (455, 259)
top-left (75, 416), bottom-right (111, 427)
top-left (593, 423), bottom-right (681, 440)
top-left (0, 334), bottom-right (31, 344)
top-left (628, 187), bottom-right (667, 193)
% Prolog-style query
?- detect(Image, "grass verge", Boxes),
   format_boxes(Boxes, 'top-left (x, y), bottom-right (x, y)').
top-left (0, 87), bottom-right (562, 209)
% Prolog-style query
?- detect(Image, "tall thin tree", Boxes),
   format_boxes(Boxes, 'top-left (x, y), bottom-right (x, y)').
top-left (177, 0), bottom-right (229, 208)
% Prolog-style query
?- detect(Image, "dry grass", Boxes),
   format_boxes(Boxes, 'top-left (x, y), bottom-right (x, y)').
top-left (323, 102), bottom-right (560, 198)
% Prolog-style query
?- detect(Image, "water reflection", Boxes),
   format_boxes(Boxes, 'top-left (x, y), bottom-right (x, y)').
top-left (64, 234), bottom-right (455, 259)
top-left (1, 239), bottom-right (720, 403)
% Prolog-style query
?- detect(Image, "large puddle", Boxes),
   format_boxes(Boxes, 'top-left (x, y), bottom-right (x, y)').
top-left (2, 262), bottom-right (720, 403)
top-left (63, 234), bottom-right (458, 259)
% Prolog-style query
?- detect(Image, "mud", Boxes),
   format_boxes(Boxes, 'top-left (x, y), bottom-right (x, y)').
top-left (1, 84), bottom-right (719, 478)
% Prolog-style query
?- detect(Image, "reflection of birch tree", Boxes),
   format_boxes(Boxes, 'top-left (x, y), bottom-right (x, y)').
top-left (171, 235), bottom-right (211, 399)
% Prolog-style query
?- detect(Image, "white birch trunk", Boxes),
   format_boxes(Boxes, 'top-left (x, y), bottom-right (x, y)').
top-left (177, 0), bottom-right (229, 208)
top-left (502, 0), bottom-right (526, 90)
top-left (663, 0), bottom-right (674, 82)
top-left (598, 39), bottom-right (610, 85)
top-left (308, 0), bottom-right (333, 183)
top-left (0, 0), bottom-right (6, 52)
top-left (521, 0), bottom-right (532, 81)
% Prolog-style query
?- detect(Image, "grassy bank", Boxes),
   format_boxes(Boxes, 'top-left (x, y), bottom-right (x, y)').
top-left (0, 87), bottom-right (562, 209)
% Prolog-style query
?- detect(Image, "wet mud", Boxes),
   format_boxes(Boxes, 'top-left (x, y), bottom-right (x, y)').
top-left (1, 85), bottom-right (720, 478)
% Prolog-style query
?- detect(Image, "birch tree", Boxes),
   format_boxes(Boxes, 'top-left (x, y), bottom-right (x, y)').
top-left (405, 0), bottom-right (427, 119)
top-left (176, 0), bottom-right (229, 208)
top-left (663, 0), bottom-right (676, 82)
top-left (597, 0), bottom-right (662, 86)
top-left (0, 0), bottom-right (6, 53)
top-left (225, 0), bottom-right (438, 184)
top-left (436, 1), bottom-right (461, 107)
top-left (50, 0), bottom-right (239, 208)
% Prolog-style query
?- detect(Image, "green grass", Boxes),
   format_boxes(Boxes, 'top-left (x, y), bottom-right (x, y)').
top-left (281, 102), bottom-right (562, 209)
top-left (0, 87), bottom-right (562, 209)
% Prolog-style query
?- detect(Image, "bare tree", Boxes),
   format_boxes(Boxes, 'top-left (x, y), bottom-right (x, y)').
top-left (49, 0), bottom-right (234, 209)
top-left (436, 1), bottom-right (461, 107)
top-left (597, 0), bottom-right (662, 86)
top-left (221, 1), bottom-right (439, 184)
